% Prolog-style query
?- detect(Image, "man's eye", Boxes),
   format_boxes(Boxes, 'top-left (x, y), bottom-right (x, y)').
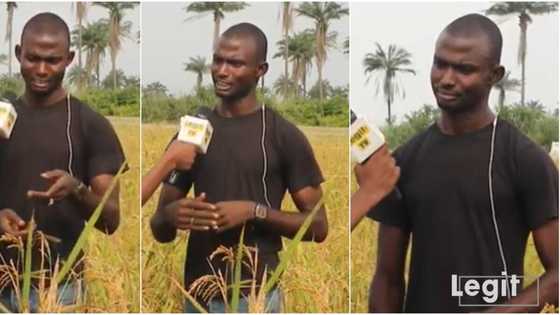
top-left (457, 65), bottom-right (475, 74)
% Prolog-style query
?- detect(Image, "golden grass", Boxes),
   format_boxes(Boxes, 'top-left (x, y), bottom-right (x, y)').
top-left (141, 123), bottom-right (349, 313)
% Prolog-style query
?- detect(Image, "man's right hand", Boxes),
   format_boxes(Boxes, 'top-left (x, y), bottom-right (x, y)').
top-left (354, 145), bottom-right (400, 198)
top-left (162, 193), bottom-right (222, 231)
top-left (163, 140), bottom-right (198, 170)
top-left (0, 209), bottom-right (27, 237)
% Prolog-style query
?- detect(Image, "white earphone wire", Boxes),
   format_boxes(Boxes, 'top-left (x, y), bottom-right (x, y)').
top-left (66, 93), bottom-right (74, 177)
top-left (261, 104), bottom-right (271, 208)
top-left (488, 117), bottom-right (511, 299)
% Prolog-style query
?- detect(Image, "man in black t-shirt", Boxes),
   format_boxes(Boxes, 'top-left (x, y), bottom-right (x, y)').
top-left (368, 14), bottom-right (558, 312)
top-left (0, 13), bottom-right (126, 312)
top-left (149, 23), bottom-right (327, 313)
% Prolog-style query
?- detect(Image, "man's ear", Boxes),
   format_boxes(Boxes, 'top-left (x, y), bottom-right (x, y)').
top-left (257, 61), bottom-right (269, 79)
top-left (15, 45), bottom-right (21, 63)
top-left (490, 65), bottom-right (505, 86)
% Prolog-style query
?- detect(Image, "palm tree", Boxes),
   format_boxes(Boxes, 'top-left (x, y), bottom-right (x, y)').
top-left (94, 2), bottom-right (138, 89)
top-left (185, 2), bottom-right (249, 51)
top-left (184, 56), bottom-right (209, 92)
top-left (71, 2), bottom-right (88, 70)
top-left (5, 2), bottom-right (17, 77)
top-left (493, 71), bottom-right (521, 111)
top-left (363, 43), bottom-right (416, 125)
top-left (279, 2), bottom-right (294, 98)
top-left (272, 74), bottom-right (297, 97)
top-left (66, 65), bottom-right (93, 88)
top-left (486, 2), bottom-right (558, 106)
top-left (73, 20), bottom-right (109, 88)
top-left (296, 2), bottom-right (348, 102)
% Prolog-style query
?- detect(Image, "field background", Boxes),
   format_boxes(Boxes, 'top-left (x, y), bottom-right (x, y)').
top-left (141, 123), bottom-right (349, 313)
top-left (351, 183), bottom-right (548, 313)
top-left (82, 117), bottom-right (140, 312)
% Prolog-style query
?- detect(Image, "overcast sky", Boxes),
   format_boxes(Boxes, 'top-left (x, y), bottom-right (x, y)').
top-left (350, 2), bottom-right (559, 126)
top-left (0, 2), bottom-right (140, 78)
top-left (142, 2), bottom-right (349, 96)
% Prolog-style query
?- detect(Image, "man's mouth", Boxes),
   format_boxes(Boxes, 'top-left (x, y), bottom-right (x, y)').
top-left (215, 81), bottom-right (232, 91)
top-left (31, 80), bottom-right (50, 90)
top-left (436, 90), bottom-right (459, 102)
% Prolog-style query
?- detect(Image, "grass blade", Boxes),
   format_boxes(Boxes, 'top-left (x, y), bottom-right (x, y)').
top-left (263, 196), bottom-right (324, 294)
top-left (21, 215), bottom-right (35, 312)
top-left (230, 225), bottom-right (246, 312)
top-left (170, 277), bottom-right (207, 313)
top-left (55, 162), bottom-right (127, 284)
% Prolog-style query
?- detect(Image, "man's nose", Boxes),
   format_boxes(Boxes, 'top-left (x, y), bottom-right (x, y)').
top-left (439, 68), bottom-right (455, 88)
top-left (36, 62), bottom-right (49, 77)
top-left (215, 63), bottom-right (229, 77)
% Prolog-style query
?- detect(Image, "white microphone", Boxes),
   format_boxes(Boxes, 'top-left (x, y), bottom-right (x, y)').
top-left (177, 114), bottom-right (214, 154)
top-left (0, 100), bottom-right (17, 139)
top-left (350, 110), bottom-right (385, 164)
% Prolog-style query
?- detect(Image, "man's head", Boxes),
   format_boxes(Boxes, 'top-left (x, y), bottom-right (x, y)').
top-left (16, 12), bottom-right (74, 97)
top-left (431, 13), bottom-right (505, 114)
top-left (211, 22), bottom-right (269, 101)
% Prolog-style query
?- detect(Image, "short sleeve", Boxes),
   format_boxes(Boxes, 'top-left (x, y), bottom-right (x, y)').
top-left (367, 149), bottom-right (411, 231)
top-left (162, 132), bottom-right (193, 193)
top-left (85, 112), bottom-right (127, 180)
top-left (515, 140), bottom-right (559, 230)
top-left (279, 123), bottom-right (324, 193)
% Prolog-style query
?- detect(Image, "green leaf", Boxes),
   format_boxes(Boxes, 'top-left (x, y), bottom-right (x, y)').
top-left (54, 162), bottom-right (127, 284)
top-left (21, 215), bottom-right (35, 312)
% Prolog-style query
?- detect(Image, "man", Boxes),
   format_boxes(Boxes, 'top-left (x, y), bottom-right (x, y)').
top-left (150, 23), bottom-right (327, 313)
top-left (369, 14), bottom-right (558, 312)
top-left (0, 13), bottom-right (126, 311)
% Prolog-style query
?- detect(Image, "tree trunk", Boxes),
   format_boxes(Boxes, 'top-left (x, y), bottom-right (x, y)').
top-left (8, 32), bottom-right (12, 77)
top-left (387, 97), bottom-right (392, 125)
top-left (519, 14), bottom-right (528, 106)
top-left (318, 61), bottom-right (324, 102)
top-left (197, 73), bottom-right (202, 92)
top-left (78, 22), bottom-right (83, 69)
top-left (213, 13), bottom-right (221, 51)
top-left (112, 56), bottom-right (117, 89)
top-left (498, 88), bottom-right (505, 112)
top-left (283, 30), bottom-right (289, 98)
top-left (96, 62), bottom-right (100, 88)
top-left (303, 68), bottom-right (307, 98)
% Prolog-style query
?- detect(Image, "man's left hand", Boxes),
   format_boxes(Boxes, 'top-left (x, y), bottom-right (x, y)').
top-left (214, 200), bottom-right (256, 233)
top-left (27, 170), bottom-right (80, 201)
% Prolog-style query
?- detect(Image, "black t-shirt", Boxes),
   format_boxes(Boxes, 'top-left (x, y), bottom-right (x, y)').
top-left (370, 119), bottom-right (558, 312)
top-left (164, 106), bottom-right (324, 297)
top-left (0, 96), bottom-right (126, 281)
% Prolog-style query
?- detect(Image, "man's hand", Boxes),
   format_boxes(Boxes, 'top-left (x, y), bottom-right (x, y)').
top-left (26, 170), bottom-right (79, 201)
top-left (163, 140), bottom-right (197, 170)
top-left (214, 201), bottom-right (255, 233)
top-left (354, 145), bottom-right (400, 197)
top-left (163, 193), bottom-right (221, 231)
top-left (0, 209), bottom-right (27, 237)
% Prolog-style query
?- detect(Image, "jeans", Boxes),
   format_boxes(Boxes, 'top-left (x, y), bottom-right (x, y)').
top-left (184, 287), bottom-right (282, 313)
top-left (0, 280), bottom-right (83, 313)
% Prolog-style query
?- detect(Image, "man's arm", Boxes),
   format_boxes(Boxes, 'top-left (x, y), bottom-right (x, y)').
top-left (211, 185), bottom-right (328, 242)
top-left (27, 171), bottom-right (120, 235)
top-left (351, 145), bottom-right (400, 230)
top-left (484, 219), bottom-right (558, 313)
top-left (142, 140), bottom-right (197, 206)
top-left (369, 224), bottom-right (409, 312)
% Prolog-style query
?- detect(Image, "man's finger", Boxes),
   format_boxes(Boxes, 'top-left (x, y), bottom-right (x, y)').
top-left (183, 200), bottom-right (218, 211)
top-left (27, 190), bottom-right (51, 199)
top-left (40, 169), bottom-right (65, 180)
top-left (194, 192), bottom-right (206, 202)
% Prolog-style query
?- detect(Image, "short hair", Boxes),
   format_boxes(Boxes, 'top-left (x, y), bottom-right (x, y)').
top-left (442, 13), bottom-right (503, 64)
top-left (221, 22), bottom-right (268, 63)
top-left (21, 12), bottom-right (71, 49)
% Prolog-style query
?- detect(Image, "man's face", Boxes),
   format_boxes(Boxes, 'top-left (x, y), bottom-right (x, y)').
top-left (430, 31), bottom-right (499, 113)
top-left (211, 36), bottom-right (266, 101)
top-left (16, 30), bottom-right (74, 96)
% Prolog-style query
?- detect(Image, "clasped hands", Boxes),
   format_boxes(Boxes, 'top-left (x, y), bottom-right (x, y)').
top-left (162, 193), bottom-right (256, 233)
top-left (0, 169), bottom-right (79, 237)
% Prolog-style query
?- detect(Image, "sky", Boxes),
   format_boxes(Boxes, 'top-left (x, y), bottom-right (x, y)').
top-left (142, 2), bottom-right (349, 96)
top-left (0, 2), bottom-right (140, 78)
top-left (350, 2), bottom-right (559, 126)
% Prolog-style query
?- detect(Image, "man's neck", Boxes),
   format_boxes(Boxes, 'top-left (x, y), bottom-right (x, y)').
top-left (216, 91), bottom-right (259, 117)
top-left (23, 87), bottom-right (66, 108)
top-left (438, 105), bottom-right (495, 136)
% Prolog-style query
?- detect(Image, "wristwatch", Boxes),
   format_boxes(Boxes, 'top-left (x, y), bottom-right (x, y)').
top-left (254, 203), bottom-right (268, 221)
top-left (72, 181), bottom-right (88, 201)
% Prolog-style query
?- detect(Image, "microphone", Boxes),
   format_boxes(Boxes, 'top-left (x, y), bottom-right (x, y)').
top-left (177, 114), bottom-right (214, 154)
top-left (0, 99), bottom-right (17, 139)
top-left (350, 110), bottom-right (385, 164)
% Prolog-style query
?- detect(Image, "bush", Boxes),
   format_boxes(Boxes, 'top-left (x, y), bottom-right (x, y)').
top-left (77, 87), bottom-right (139, 117)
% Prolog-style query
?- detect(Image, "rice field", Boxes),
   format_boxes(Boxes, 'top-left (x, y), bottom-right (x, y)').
top-left (141, 123), bottom-right (349, 313)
